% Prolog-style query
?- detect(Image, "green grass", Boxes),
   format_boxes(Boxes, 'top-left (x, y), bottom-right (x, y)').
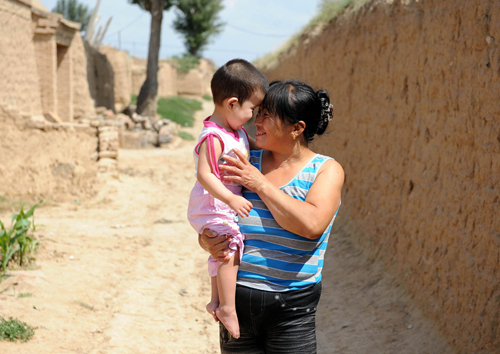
top-left (254, 0), bottom-right (371, 70)
top-left (202, 94), bottom-right (212, 101)
top-left (131, 94), bottom-right (137, 106)
top-left (157, 96), bottom-right (202, 127)
top-left (0, 317), bottom-right (35, 342)
top-left (178, 131), bottom-right (195, 141)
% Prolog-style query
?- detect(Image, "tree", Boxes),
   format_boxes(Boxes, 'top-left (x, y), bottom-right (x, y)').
top-left (52, 0), bottom-right (92, 33)
top-left (173, 0), bottom-right (224, 57)
top-left (130, 0), bottom-right (175, 117)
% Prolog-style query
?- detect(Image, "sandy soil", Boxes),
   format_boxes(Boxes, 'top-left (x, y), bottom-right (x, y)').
top-left (0, 100), bottom-right (453, 354)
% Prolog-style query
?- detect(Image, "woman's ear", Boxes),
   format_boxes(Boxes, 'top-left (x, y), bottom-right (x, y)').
top-left (294, 121), bottom-right (306, 135)
top-left (225, 97), bottom-right (239, 111)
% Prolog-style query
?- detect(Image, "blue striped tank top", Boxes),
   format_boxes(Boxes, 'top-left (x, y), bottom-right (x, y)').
top-left (237, 150), bottom-right (340, 292)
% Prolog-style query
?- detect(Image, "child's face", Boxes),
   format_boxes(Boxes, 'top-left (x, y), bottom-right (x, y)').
top-left (227, 91), bottom-right (263, 131)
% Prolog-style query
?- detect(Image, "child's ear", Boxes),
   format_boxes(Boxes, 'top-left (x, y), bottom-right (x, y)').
top-left (226, 97), bottom-right (238, 111)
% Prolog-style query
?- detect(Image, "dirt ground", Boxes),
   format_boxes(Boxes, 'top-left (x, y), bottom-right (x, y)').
top-left (0, 101), bottom-right (453, 354)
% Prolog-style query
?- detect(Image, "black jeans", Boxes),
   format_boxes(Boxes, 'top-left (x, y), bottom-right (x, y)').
top-left (220, 282), bottom-right (322, 354)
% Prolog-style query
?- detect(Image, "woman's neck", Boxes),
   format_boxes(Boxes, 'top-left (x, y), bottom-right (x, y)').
top-left (265, 142), bottom-right (314, 169)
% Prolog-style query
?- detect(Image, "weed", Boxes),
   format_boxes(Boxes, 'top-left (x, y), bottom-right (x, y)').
top-left (178, 131), bottom-right (195, 141)
top-left (0, 201), bottom-right (42, 273)
top-left (157, 96), bottom-right (202, 127)
top-left (0, 317), bottom-right (35, 342)
top-left (18, 292), bottom-right (32, 298)
top-left (131, 94), bottom-right (138, 106)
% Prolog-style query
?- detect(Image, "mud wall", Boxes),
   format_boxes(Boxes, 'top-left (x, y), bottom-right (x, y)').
top-left (0, 105), bottom-right (98, 201)
top-left (0, 0), bottom-right (42, 116)
top-left (261, 0), bottom-right (500, 352)
top-left (72, 32), bottom-right (95, 120)
top-left (100, 45), bottom-right (132, 108)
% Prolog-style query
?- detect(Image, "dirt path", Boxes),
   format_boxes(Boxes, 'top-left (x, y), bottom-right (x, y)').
top-left (0, 100), bottom-right (452, 353)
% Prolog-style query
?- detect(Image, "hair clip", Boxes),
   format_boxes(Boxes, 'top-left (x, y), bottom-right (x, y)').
top-left (322, 103), bottom-right (334, 122)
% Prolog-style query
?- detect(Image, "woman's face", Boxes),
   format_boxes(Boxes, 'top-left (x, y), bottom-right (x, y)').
top-left (254, 109), bottom-right (289, 149)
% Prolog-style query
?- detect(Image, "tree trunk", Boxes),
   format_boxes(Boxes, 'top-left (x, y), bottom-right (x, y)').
top-left (136, 0), bottom-right (164, 117)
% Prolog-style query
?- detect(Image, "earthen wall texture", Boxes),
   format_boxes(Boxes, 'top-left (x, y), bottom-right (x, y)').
top-left (72, 32), bottom-right (95, 119)
top-left (34, 33), bottom-right (57, 114)
top-left (100, 45), bottom-right (132, 106)
top-left (131, 58), bottom-right (178, 98)
top-left (57, 44), bottom-right (73, 121)
top-left (84, 42), bottom-right (115, 111)
top-left (261, 0), bottom-right (500, 352)
top-left (0, 0), bottom-right (42, 116)
top-left (0, 105), bottom-right (97, 200)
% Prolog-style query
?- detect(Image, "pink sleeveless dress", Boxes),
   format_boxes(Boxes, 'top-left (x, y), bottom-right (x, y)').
top-left (187, 117), bottom-right (249, 277)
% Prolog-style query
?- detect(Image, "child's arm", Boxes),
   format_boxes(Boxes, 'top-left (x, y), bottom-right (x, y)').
top-left (248, 136), bottom-right (258, 151)
top-left (197, 137), bottom-right (253, 218)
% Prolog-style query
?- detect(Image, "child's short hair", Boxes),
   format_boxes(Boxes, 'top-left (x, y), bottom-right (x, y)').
top-left (211, 59), bottom-right (268, 105)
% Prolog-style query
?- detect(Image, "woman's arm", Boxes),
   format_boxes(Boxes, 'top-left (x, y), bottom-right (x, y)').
top-left (197, 138), bottom-right (253, 218)
top-left (220, 149), bottom-right (344, 239)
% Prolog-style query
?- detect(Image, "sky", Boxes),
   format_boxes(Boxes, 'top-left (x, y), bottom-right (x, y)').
top-left (40, 0), bottom-right (322, 67)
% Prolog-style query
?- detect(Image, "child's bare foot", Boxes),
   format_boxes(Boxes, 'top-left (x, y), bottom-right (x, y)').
top-left (216, 305), bottom-right (240, 339)
top-left (206, 301), bottom-right (219, 322)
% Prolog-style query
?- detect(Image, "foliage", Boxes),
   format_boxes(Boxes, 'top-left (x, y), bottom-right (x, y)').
top-left (254, 0), bottom-right (371, 70)
top-left (131, 94), bottom-right (138, 106)
top-left (52, 0), bottom-right (92, 33)
top-left (171, 54), bottom-right (200, 74)
top-left (129, 0), bottom-right (175, 13)
top-left (157, 96), bottom-right (202, 127)
top-left (173, 0), bottom-right (225, 56)
top-left (0, 201), bottom-right (42, 272)
top-left (0, 317), bottom-right (35, 342)
top-left (202, 94), bottom-right (212, 101)
top-left (178, 131), bottom-right (195, 141)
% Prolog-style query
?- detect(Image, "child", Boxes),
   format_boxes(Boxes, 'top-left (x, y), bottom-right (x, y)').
top-left (187, 59), bottom-right (268, 339)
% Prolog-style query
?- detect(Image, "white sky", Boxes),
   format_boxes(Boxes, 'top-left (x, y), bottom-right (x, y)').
top-left (40, 0), bottom-right (322, 67)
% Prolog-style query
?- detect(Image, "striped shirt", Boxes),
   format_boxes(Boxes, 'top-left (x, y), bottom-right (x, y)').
top-left (237, 150), bottom-right (340, 292)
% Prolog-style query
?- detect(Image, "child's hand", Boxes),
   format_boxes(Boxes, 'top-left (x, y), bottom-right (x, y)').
top-left (227, 195), bottom-right (253, 218)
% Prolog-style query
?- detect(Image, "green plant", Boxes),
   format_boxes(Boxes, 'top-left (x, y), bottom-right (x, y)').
top-left (171, 54), bottom-right (200, 74)
top-left (178, 131), bottom-right (195, 141)
top-left (131, 94), bottom-right (138, 106)
top-left (0, 201), bottom-right (42, 272)
top-left (202, 94), bottom-right (212, 101)
top-left (157, 96), bottom-right (202, 127)
top-left (0, 317), bottom-right (35, 342)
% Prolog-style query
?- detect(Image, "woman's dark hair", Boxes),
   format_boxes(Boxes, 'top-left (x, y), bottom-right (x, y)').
top-left (261, 80), bottom-right (333, 142)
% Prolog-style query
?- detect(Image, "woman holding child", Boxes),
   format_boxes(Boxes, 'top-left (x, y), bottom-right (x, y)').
top-left (194, 60), bottom-right (343, 354)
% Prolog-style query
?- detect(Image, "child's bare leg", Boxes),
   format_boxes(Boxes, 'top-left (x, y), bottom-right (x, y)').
top-left (206, 276), bottom-right (219, 322)
top-left (215, 250), bottom-right (240, 339)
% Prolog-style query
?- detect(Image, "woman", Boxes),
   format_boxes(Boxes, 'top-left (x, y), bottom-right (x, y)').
top-left (199, 80), bottom-right (344, 354)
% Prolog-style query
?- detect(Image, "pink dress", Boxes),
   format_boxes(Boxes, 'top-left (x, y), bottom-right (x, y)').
top-left (188, 117), bottom-right (250, 277)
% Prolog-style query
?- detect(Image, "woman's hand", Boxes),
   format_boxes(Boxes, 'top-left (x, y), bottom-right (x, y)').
top-left (219, 149), bottom-right (267, 192)
top-left (198, 228), bottom-right (233, 262)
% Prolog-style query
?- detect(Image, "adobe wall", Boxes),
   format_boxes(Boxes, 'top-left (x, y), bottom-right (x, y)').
top-left (0, 105), bottom-right (98, 201)
top-left (0, 0), bottom-right (42, 116)
top-left (72, 32), bottom-right (95, 120)
top-left (100, 45), bottom-right (132, 107)
top-left (131, 58), bottom-right (178, 98)
top-left (260, 0), bottom-right (499, 352)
